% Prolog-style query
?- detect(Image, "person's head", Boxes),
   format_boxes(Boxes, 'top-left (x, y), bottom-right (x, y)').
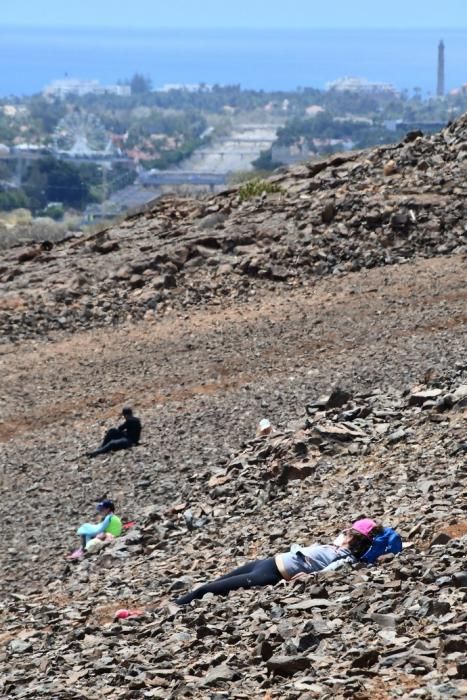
top-left (352, 519), bottom-right (385, 548)
top-left (122, 407), bottom-right (133, 418)
top-left (336, 518), bottom-right (383, 558)
top-left (96, 499), bottom-right (115, 516)
top-left (345, 530), bottom-right (375, 558)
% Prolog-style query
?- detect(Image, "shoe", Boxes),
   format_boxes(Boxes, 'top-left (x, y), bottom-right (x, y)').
top-left (68, 548), bottom-right (85, 560)
top-left (173, 596), bottom-right (190, 606)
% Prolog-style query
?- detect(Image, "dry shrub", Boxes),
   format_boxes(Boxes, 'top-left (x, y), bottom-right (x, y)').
top-left (0, 211), bottom-right (80, 250)
top-left (8, 208), bottom-right (32, 226)
top-left (30, 217), bottom-right (68, 241)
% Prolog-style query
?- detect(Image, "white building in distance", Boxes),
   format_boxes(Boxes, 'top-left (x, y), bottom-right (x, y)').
top-left (326, 77), bottom-right (397, 95)
top-left (43, 79), bottom-right (131, 99)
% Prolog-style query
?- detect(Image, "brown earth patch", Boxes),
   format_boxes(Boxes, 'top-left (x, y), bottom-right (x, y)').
top-left (442, 520), bottom-right (467, 539)
top-left (2, 254), bottom-right (466, 445)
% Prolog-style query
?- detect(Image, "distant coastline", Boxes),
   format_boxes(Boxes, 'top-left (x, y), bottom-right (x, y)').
top-left (1, 26), bottom-right (466, 96)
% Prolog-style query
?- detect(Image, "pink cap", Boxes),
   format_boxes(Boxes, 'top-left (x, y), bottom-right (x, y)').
top-left (352, 518), bottom-right (377, 537)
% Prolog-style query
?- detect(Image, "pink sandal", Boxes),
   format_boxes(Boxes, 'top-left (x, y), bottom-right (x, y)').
top-left (68, 547), bottom-right (85, 560)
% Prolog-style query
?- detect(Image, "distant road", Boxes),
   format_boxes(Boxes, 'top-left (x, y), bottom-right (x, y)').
top-left (173, 124), bottom-right (281, 175)
top-left (136, 123), bottom-right (282, 192)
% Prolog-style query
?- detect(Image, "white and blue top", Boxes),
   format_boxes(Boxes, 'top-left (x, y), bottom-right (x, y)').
top-left (277, 543), bottom-right (355, 579)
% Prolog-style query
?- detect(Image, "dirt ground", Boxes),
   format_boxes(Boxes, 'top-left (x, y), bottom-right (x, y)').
top-left (0, 252), bottom-right (466, 699)
top-left (1, 253), bottom-right (466, 448)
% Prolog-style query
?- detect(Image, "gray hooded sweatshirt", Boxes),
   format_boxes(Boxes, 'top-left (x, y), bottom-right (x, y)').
top-left (277, 543), bottom-right (355, 579)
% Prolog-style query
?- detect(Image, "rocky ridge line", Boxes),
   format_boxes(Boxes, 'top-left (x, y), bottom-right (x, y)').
top-left (0, 114), bottom-right (466, 342)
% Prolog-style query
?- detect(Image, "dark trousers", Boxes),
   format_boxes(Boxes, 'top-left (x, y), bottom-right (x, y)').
top-left (175, 557), bottom-right (282, 605)
top-left (90, 428), bottom-right (131, 457)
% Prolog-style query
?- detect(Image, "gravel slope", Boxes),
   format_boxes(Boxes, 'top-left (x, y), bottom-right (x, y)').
top-left (0, 116), bottom-right (466, 699)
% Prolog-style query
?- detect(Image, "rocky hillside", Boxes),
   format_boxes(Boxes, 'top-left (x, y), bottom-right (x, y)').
top-left (0, 115), bottom-right (466, 699)
top-left (0, 115), bottom-right (466, 342)
top-left (1, 372), bottom-right (466, 699)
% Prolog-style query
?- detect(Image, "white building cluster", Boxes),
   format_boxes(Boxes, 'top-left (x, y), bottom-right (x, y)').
top-left (43, 79), bottom-right (131, 99)
top-left (326, 77), bottom-right (397, 95)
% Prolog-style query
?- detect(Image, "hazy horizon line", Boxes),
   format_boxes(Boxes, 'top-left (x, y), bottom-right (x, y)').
top-left (3, 24), bottom-right (466, 32)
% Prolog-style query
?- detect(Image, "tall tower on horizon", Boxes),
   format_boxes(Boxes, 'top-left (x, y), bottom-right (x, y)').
top-left (437, 40), bottom-right (445, 97)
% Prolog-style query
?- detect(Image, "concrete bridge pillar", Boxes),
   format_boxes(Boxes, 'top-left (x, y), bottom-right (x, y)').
top-left (15, 157), bottom-right (26, 187)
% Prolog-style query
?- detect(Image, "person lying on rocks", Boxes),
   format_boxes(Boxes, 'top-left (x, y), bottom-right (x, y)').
top-left (88, 407), bottom-right (141, 458)
top-left (68, 499), bottom-right (122, 559)
top-left (175, 519), bottom-right (392, 606)
top-left (302, 518), bottom-right (403, 575)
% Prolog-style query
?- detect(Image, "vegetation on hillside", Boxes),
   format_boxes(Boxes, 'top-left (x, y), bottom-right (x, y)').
top-left (237, 178), bottom-right (283, 201)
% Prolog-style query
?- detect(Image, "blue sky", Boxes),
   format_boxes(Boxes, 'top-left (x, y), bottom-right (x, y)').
top-left (3, 0), bottom-right (467, 29)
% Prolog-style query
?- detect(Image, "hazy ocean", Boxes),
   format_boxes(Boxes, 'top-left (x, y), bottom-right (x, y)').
top-left (1, 27), bottom-right (466, 97)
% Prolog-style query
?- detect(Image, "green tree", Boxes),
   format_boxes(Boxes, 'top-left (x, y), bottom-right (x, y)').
top-left (130, 74), bottom-right (153, 95)
top-left (0, 189), bottom-right (29, 211)
top-left (23, 157), bottom-right (95, 212)
top-left (22, 163), bottom-right (48, 211)
top-left (28, 96), bottom-right (67, 134)
top-left (0, 114), bottom-right (15, 144)
top-left (42, 203), bottom-right (65, 220)
top-left (252, 149), bottom-right (284, 171)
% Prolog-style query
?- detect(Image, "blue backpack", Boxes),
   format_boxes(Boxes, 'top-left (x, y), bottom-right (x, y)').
top-left (361, 527), bottom-right (402, 564)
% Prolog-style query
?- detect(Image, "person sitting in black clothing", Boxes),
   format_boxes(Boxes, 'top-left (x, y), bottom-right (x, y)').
top-left (88, 407), bottom-right (141, 458)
